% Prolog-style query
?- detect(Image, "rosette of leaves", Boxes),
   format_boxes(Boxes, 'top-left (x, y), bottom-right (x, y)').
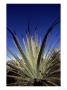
top-left (7, 18), bottom-right (60, 86)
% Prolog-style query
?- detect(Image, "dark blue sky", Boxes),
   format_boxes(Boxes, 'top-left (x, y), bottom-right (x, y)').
top-left (7, 4), bottom-right (60, 60)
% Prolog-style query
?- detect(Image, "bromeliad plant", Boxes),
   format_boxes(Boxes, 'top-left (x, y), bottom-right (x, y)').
top-left (7, 18), bottom-right (60, 86)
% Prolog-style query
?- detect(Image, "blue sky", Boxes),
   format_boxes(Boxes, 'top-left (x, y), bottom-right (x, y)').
top-left (7, 4), bottom-right (60, 60)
